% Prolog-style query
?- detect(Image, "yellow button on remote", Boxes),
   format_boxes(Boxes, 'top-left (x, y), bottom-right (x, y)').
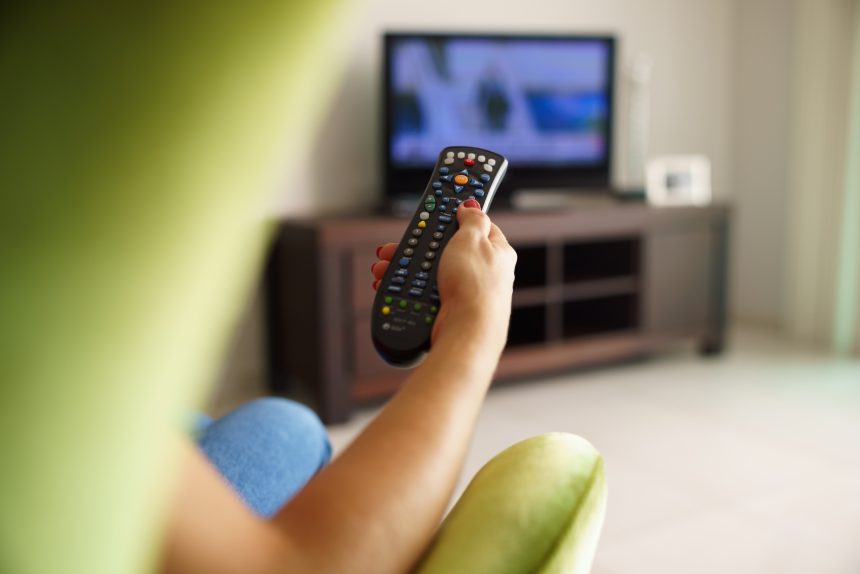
top-left (381, 306), bottom-right (390, 315)
top-left (418, 220), bottom-right (426, 228)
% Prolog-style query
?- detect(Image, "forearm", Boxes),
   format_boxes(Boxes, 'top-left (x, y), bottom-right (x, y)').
top-left (271, 316), bottom-right (505, 574)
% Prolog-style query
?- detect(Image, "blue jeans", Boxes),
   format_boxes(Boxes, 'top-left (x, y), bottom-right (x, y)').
top-left (194, 397), bottom-right (332, 518)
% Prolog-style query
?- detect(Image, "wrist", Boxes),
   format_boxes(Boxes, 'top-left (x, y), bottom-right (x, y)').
top-left (434, 301), bottom-right (509, 356)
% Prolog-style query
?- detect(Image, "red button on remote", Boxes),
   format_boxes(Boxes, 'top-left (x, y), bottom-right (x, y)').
top-left (464, 158), bottom-right (475, 166)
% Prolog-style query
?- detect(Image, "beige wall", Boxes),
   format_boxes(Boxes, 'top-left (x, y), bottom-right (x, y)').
top-left (731, 0), bottom-right (795, 326)
top-left (281, 0), bottom-right (737, 216)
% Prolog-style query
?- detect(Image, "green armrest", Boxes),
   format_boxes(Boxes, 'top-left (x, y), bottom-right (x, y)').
top-left (416, 433), bottom-right (607, 574)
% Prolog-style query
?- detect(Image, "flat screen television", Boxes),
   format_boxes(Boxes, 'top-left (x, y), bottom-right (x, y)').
top-left (383, 32), bottom-right (616, 201)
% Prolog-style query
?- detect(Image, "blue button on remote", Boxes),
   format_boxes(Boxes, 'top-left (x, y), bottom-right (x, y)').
top-left (480, 174), bottom-right (491, 182)
top-left (399, 257), bottom-right (410, 267)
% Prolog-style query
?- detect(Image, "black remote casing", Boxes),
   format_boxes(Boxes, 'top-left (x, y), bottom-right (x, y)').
top-left (371, 146), bottom-right (509, 367)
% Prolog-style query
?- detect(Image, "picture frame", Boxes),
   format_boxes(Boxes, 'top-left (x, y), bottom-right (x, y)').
top-left (646, 155), bottom-right (712, 206)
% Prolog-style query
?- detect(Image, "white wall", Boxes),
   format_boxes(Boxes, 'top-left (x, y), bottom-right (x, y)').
top-left (283, 0), bottom-right (737, 215)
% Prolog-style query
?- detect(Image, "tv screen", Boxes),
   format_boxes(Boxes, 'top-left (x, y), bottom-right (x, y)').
top-left (384, 33), bottom-right (615, 196)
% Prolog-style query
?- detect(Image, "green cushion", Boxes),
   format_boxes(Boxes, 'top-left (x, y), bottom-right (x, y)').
top-left (415, 433), bottom-right (607, 574)
top-left (0, 3), bottom-right (344, 573)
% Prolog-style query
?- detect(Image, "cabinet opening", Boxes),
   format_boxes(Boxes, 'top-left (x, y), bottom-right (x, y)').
top-left (564, 238), bottom-right (640, 282)
top-left (512, 244), bottom-right (548, 288)
top-left (563, 294), bottom-right (639, 338)
top-left (507, 305), bottom-right (547, 347)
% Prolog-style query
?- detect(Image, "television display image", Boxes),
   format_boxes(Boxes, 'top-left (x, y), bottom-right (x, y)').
top-left (386, 34), bottom-right (614, 171)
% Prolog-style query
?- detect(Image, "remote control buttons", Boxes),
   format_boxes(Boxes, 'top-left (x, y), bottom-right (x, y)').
top-left (399, 257), bottom-right (410, 267)
top-left (480, 174), bottom-right (491, 182)
top-left (388, 285), bottom-right (402, 293)
top-left (407, 238), bottom-right (418, 246)
top-left (433, 232), bottom-right (444, 240)
top-left (488, 158), bottom-right (496, 166)
top-left (425, 315), bottom-right (434, 324)
top-left (421, 261), bottom-right (432, 271)
top-left (457, 151), bottom-right (465, 159)
top-left (469, 178), bottom-right (483, 188)
top-left (438, 215), bottom-right (452, 223)
top-left (382, 306), bottom-right (391, 315)
top-left (391, 276), bottom-right (406, 285)
top-left (483, 164), bottom-right (493, 172)
top-left (425, 251), bottom-right (435, 260)
top-left (475, 190), bottom-right (485, 198)
top-left (454, 174), bottom-right (468, 185)
top-left (430, 305), bottom-right (438, 314)
top-left (417, 221), bottom-right (426, 229)
top-left (403, 248), bottom-right (414, 257)
top-left (478, 155), bottom-right (486, 162)
top-left (464, 158), bottom-right (475, 167)
top-left (424, 195), bottom-right (436, 212)
top-left (412, 229), bottom-right (423, 237)
top-left (453, 185), bottom-right (464, 194)
top-left (399, 300), bottom-right (408, 309)
top-left (432, 182), bottom-right (442, 190)
top-left (429, 241), bottom-right (440, 249)
top-left (413, 303), bottom-right (422, 311)
top-left (439, 167), bottom-right (449, 175)
top-left (419, 211), bottom-right (430, 220)
top-left (409, 288), bottom-right (423, 297)
top-left (444, 157), bottom-right (454, 164)
top-left (446, 151), bottom-right (455, 158)
top-left (385, 296), bottom-right (393, 304)
top-left (412, 279), bottom-right (427, 288)
top-left (440, 174), bottom-right (453, 183)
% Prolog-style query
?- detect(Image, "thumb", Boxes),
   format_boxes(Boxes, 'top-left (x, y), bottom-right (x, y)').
top-left (456, 199), bottom-right (491, 237)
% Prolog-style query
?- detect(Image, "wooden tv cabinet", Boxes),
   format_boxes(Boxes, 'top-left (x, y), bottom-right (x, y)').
top-left (266, 204), bottom-right (730, 423)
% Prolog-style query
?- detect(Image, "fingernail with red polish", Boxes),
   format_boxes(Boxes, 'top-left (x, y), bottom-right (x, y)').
top-left (375, 245), bottom-right (383, 258)
top-left (463, 199), bottom-right (480, 209)
top-left (373, 280), bottom-right (380, 291)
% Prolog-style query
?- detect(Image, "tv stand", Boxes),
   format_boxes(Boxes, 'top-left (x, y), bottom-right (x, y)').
top-left (266, 204), bottom-right (730, 423)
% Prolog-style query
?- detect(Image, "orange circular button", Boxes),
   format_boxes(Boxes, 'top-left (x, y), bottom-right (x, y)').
top-left (454, 174), bottom-right (469, 185)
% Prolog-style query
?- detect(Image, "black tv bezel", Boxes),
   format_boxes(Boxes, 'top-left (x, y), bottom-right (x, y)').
top-left (382, 32), bottom-right (616, 198)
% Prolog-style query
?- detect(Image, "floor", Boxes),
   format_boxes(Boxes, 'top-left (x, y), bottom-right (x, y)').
top-left (324, 330), bottom-right (860, 574)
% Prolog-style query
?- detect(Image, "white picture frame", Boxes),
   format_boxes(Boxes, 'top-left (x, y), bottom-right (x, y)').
top-left (646, 155), bottom-right (712, 207)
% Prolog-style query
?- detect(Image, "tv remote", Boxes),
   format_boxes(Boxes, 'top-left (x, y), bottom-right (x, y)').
top-left (372, 146), bottom-right (509, 367)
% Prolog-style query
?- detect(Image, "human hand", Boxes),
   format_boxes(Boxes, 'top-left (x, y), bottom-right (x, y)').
top-left (371, 199), bottom-right (517, 353)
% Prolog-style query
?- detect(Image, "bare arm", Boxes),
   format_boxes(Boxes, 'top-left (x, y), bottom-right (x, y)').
top-left (161, 201), bottom-right (517, 573)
